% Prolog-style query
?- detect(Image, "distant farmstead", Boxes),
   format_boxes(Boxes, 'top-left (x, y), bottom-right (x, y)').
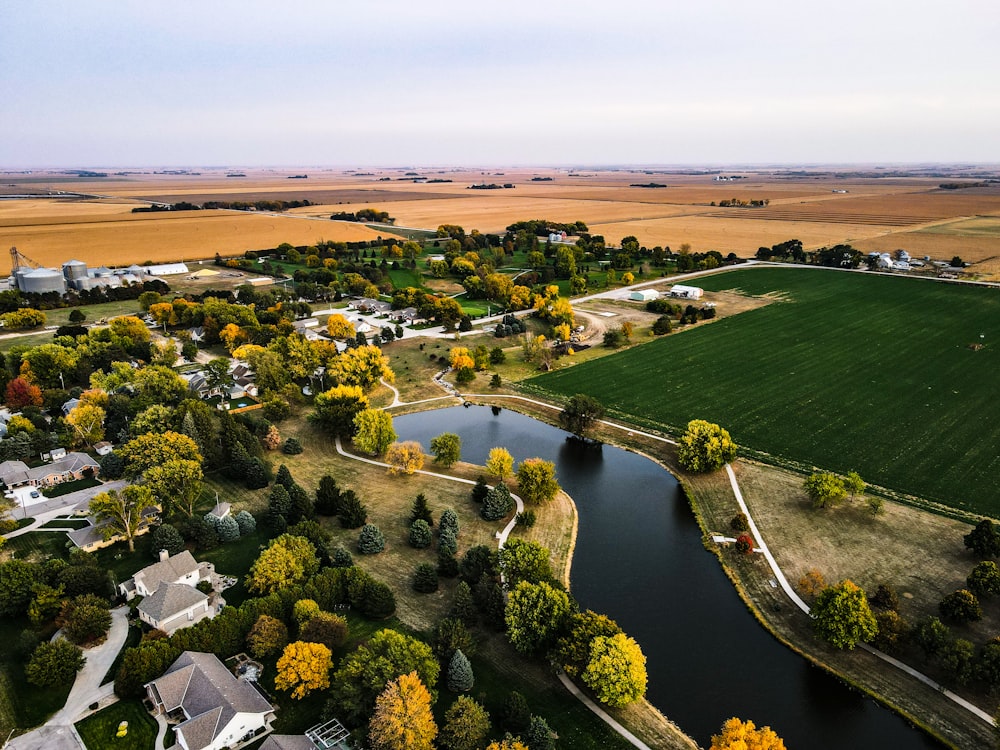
top-left (629, 289), bottom-right (659, 302)
top-left (668, 284), bottom-right (704, 300)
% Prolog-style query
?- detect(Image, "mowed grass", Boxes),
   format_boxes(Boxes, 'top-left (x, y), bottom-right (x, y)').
top-left (75, 699), bottom-right (157, 750)
top-left (526, 267), bottom-right (1000, 516)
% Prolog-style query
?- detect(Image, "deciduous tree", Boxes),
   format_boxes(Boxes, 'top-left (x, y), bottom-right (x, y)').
top-left (330, 345), bottom-right (394, 390)
top-left (710, 717), bottom-right (786, 750)
top-left (353, 409), bottom-right (396, 455)
top-left (26, 640), bottom-right (85, 688)
top-left (804, 472), bottom-right (848, 509)
top-left (440, 695), bottom-right (491, 750)
top-left (299, 612), bottom-right (349, 651)
top-left (505, 581), bottom-right (572, 655)
top-left (5, 377), bottom-right (42, 409)
top-left (486, 447), bottom-right (513, 482)
top-left (498, 539), bottom-right (552, 587)
top-left (311, 385), bottom-right (369, 437)
top-left (65, 403), bottom-right (105, 448)
top-left (89, 485), bottom-right (158, 552)
top-left (247, 615), bottom-right (289, 658)
top-left (515, 458), bottom-right (559, 504)
top-left (246, 534), bottom-right (319, 594)
top-left (60, 594), bottom-right (112, 645)
top-left (555, 610), bottom-right (623, 677)
top-left (677, 420), bottom-right (737, 473)
top-left (386, 441), bottom-right (425, 474)
top-left (326, 313), bottom-right (355, 339)
top-left (275, 641), bottom-right (333, 699)
top-left (967, 560), bottom-right (1000, 598)
top-left (119, 431), bottom-right (202, 480)
top-left (939, 589), bottom-right (982, 624)
top-left (430, 433), bottom-right (462, 467)
top-left (581, 633), bottom-right (647, 707)
top-left (369, 672), bottom-right (437, 750)
top-left (812, 579), bottom-right (877, 649)
top-left (964, 519), bottom-right (1000, 558)
top-left (145, 459), bottom-right (204, 516)
top-left (558, 394), bottom-right (605, 439)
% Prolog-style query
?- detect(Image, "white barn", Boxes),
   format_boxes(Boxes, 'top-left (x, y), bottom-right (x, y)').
top-left (629, 289), bottom-right (659, 302)
top-left (669, 285), bottom-right (703, 300)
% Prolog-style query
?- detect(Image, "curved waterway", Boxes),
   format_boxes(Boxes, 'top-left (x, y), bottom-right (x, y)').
top-left (394, 405), bottom-right (941, 749)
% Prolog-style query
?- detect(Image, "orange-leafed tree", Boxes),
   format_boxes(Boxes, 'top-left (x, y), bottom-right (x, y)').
top-left (275, 641), bottom-right (332, 699)
top-left (368, 671), bottom-right (437, 750)
top-left (5, 377), bottom-right (42, 409)
top-left (710, 717), bottom-right (786, 750)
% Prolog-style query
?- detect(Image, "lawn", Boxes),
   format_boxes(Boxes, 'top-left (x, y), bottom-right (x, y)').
top-left (0, 616), bottom-right (73, 739)
top-left (75, 699), bottom-right (158, 750)
top-left (525, 267), bottom-right (1000, 517)
top-left (3, 530), bottom-right (72, 563)
top-left (43, 477), bottom-right (102, 498)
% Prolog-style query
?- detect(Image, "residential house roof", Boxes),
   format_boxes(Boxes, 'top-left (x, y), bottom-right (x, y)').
top-left (148, 651), bottom-right (273, 750)
top-left (138, 583), bottom-right (208, 624)
top-left (134, 550), bottom-right (200, 593)
top-left (260, 736), bottom-right (315, 750)
top-left (0, 452), bottom-right (100, 487)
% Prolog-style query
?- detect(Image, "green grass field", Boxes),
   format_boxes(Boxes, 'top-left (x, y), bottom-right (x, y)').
top-left (75, 699), bottom-right (157, 750)
top-left (526, 267), bottom-right (1000, 516)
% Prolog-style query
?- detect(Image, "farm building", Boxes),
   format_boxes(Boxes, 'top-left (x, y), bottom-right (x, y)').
top-left (629, 289), bottom-right (659, 302)
top-left (669, 285), bottom-right (703, 300)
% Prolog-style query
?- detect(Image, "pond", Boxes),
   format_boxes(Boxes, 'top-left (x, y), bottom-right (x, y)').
top-left (394, 404), bottom-right (941, 749)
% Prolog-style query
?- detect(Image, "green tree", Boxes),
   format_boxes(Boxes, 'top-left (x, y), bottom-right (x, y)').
top-left (440, 695), bottom-right (491, 750)
top-left (353, 409), bottom-right (396, 455)
top-left (358, 524), bottom-right (386, 554)
top-left (844, 470), bottom-right (865, 498)
top-left (409, 519), bottom-right (432, 549)
top-left (676, 419), bottom-right (737, 473)
top-left (369, 672), bottom-right (438, 750)
top-left (525, 716), bottom-right (555, 750)
top-left (0, 560), bottom-right (39, 617)
top-left (505, 581), bottom-right (572, 655)
top-left (447, 648), bottom-right (474, 693)
top-left (481, 483), bottom-right (514, 521)
top-left (89, 485), bottom-right (158, 552)
top-left (61, 594), bottom-right (112, 645)
top-left (413, 564), bottom-right (439, 593)
top-left (486, 447), bottom-right (513, 481)
top-left (145, 459), bottom-right (204, 516)
top-left (246, 534), bottom-right (319, 594)
top-left (558, 394), bottom-right (605, 439)
top-left (118, 431), bottom-right (202, 479)
top-left (555, 610), bottom-right (623, 677)
top-left (276, 641), bottom-right (333, 699)
top-left (967, 560), bottom-right (1000, 598)
top-left (913, 616), bottom-right (950, 656)
top-left (299, 612), bottom-right (349, 651)
top-left (338, 489), bottom-right (368, 529)
top-left (315, 475), bottom-right (343, 516)
top-left (812, 579), bottom-right (878, 649)
top-left (515, 458), bottom-right (559, 504)
top-left (409, 494), bottom-right (434, 526)
top-left (247, 615), bottom-right (289, 658)
top-left (311, 385), bottom-right (369, 437)
top-left (965, 519), bottom-right (1000, 557)
top-left (498, 539), bottom-right (553, 587)
top-left (804, 472), bottom-right (848, 509)
top-left (940, 638), bottom-right (976, 685)
top-left (26, 640), bottom-right (85, 688)
top-left (329, 629), bottom-right (440, 724)
top-left (939, 589), bottom-right (982, 623)
top-left (581, 633), bottom-right (647, 707)
top-left (430, 433), bottom-right (462, 467)
top-left (439, 508), bottom-right (459, 537)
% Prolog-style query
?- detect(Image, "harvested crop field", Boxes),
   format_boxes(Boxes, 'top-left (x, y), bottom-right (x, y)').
top-left (0, 207), bottom-right (400, 272)
top-left (524, 267), bottom-right (1000, 516)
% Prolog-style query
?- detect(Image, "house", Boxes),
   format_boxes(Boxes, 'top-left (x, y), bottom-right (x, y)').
top-left (208, 501), bottom-right (231, 520)
top-left (120, 549), bottom-right (211, 599)
top-left (260, 718), bottom-right (352, 750)
top-left (139, 583), bottom-right (214, 633)
top-left (389, 307), bottom-right (420, 323)
top-left (94, 441), bottom-right (114, 456)
top-left (668, 285), bottom-right (704, 300)
top-left (188, 327), bottom-right (205, 343)
top-left (876, 253), bottom-right (894, 270)
top-left (67, 505), bottom-right (160, 552)
top-left (146, 651), bottom-right (274, 750)
top-left (629, 289), bottom-right (659, 302)
top-left (0, 452), bottom-right (100, 490)
top-left (353, 298), bottom-right (391, 315)
top-left (61, 398), bottom-right (81, 416)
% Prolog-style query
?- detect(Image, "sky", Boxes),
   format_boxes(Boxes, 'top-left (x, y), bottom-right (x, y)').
top-left (1, 0), bottom-right (998, 167)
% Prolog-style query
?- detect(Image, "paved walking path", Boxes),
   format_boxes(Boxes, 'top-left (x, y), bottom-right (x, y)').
top-left (6, 607), bottom-right (130, 750)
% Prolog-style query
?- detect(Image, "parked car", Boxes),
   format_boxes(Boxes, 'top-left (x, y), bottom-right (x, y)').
top-left (29, 490), bottom-right (40, 499)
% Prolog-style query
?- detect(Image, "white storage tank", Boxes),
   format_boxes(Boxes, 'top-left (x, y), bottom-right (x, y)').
top-left (20, 268), bottom-right (67, 294)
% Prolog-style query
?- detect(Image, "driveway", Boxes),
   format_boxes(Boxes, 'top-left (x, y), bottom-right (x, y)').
top-left (5, 607), bottom-right (130, 750)
top-left (6, 480), bottom-right (128, 526)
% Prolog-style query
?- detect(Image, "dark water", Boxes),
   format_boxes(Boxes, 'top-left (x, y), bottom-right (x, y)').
top-left (395, 405), bottom-right (941, 749)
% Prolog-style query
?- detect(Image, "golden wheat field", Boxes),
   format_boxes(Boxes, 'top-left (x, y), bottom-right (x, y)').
top-left (2, 167), bottom-right (999, 272)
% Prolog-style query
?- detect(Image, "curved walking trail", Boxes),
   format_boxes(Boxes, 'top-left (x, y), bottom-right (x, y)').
top-left (448, 393), bottom-right (996, 730)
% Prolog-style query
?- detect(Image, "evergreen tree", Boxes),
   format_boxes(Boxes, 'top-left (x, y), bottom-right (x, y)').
top-left (235, 510), bottom-right (257, 536)
top-left (413, 563), bottom-right (439, 593)
top-left (331, 544), bottom-right (354, 568)
top-left (524, 716), bottom-right (555, 750)
top-left (287, 483), bottom-right (314, 525)
top-left (410, 493), bottom-right (434, 526)
top-left (438, 528), bottom-right (458, 556)
top-left (266, 484), bottom-right (291, 531)
top-left (440, 508), bottom-right (459, 537)
top-left (338, 489), bottom-right (368, 529)
top-left (275, 464), bottom-right (295, 490)
top-left (315, 475), bottom-right (342, 516)
top-left (447, 649), bottom-right (474, 693)
top-left (471, 476), bottom-right (489, 503)
top-left (437, 549), bottom-right (459, 578)
top-left (358, 524), bottom-right (386, 554)
top-left (481, 483), bottom-right (514, 521)
top-left (409, 519), bottom-right (433, 549)
top-left (244, 457), bottom-right (269, 489)
top-left (500, 691), bottom-right (531, 734)
top-left (450, 581), bottom-right (477, 626)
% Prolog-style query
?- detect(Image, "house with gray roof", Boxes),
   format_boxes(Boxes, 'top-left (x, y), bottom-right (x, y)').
top-left (120, 549), bottom-right (210, 600)
top-left (138, 583), bottom-right (213, 634)
top-left (146, 651), bottom-right (274, 750)
top-left (0, 452), bottom-right (100, 490)
top-left (67, 505), bottom-right (160, 553)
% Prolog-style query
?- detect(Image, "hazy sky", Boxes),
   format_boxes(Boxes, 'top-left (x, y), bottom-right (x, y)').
top-left (2, 0), bottom-right (998, 167)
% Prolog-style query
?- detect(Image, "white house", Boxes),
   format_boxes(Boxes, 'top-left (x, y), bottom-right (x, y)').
top-left (146, 651), bottom-right (274, 750)
top-left (629, 289), bottom-right (659, 302)
top-left (668, 284), bottom-right (703, 300)
top-left (138, 583), bottom-right (214, 634)
top-left (120, 550), bottom-right (211, 600)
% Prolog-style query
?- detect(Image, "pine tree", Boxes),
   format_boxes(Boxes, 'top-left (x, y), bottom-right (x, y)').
top-left (440, 508), bottom-right (459, 537)
top-left (438, 528), bottom-right (458, 556)
top-left (524, 715), bottom-right (555, 750)
top-left (447, 649), bottom-right (474, 693)
top-left (266, 484), bottom-right (291, 531)
top-left (470, 476), bottom-right (489, 504)
top-left (450, 581), bottom-right (477, 626)
top-left (500, 691), bottom-right (531, 733)
top-left (315, 475), bottom-right (342, 516)
top-left (275, 464), bottom-right (294, 490)
top-left (410, 493), bottom-right (434, 526)
top-left (331, 544), bottom-right (354, 568)
top-left (437, 549), bottom-right (459, 578)
top-left (358, 524), bottom-right (385, 554)
top-left (413, 563), bottom-right (439, 593)
top-left (338, 490), bottom-right (368, 529)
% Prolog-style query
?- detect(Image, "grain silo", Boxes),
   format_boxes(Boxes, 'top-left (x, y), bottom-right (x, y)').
top-left (19, 268), bottom-right (67, 294)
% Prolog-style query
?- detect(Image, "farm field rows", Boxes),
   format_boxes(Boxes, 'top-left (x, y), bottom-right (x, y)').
top-left (524, 267), bottom-right (1000, 516)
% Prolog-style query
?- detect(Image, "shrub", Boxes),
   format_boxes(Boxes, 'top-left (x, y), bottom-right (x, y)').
top-left (729, 513), bottom-right (749, 532)
top-left (331, 545), bottom-right (354, 568)
top-left (939, 589), bottom-right (982, 624)
top-left (409, 520), bottom-right (433, 549)
top-left (413, 563), bottom-right (439, 593)
top-left (235, 510), bottom-right (257, 536)
top-left (358, 524), bottom-right (386, 555)
top-left (516, 510), bottom-right (537, 528)
top-left (869, 583), bottom-right (899, 612)
top-left (481, 483), bottom-right (514, 521)
top-left (734, 534), bottom-right (754, 554)
top-left (652, 315), bottom-right (672, 335)
top-left (282, 438), bottom-right (304, 455)
top-left (455, 367), bottom-right (475, 384)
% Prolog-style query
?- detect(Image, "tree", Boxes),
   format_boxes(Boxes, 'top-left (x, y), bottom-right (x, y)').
top-left (499, 691), bottom-right (531, 734)
top-left (26, 640), bottom-right (85, 688)
top-left (556, 610), bottom-right (623, 677)
top-left (498, 539), bottom-right (553, 587)
top-left (430, 433), bottom-right (462, 467)
top-left (866, 496), bottom-right (885, 518)
top-left (293, 598), bottom-right (321, 625)
top-left (516, 458), bottom-right (559, 504)
top-left (247, 615), bottom-right (289, 658)
top-left (311, 385), bottom-right (369, 437)
top-left (326, 313), bottom-right (355, 339)
top-left (413, 563), bottom-right (439, 593)
top-left (358, 524), bottom-right (386, 554)
top-left (913, 616), bottom-right (950, 656)
top-left (844, 470), bottom-right (865, 499)
top-left (652, 315), bottom-right (672, 335)
top-left (119, 431), bottom-right (202, 479)
top-left (276, 641), bottom-right (333, 699)
top-left (440, 695), bottom-right (491, 750)
top-left (386, 441), bottom-right (425, 474)
top-left (964, 519), bottom-right (1000, 557)
top-left (439, 508), bottom-right (459, 537)
top-left (235, 510), bottom-right (256, 536)
top-left (409, 494), bottom-right (434, 526)
top-left (481, 483), bottom-right (515, 521)
top-left (315, 475), bottom-right (343, 516)
top-left (804, 472), bottom-right (848, 509)
top-left (525, 715), bottom-right (555, 750)
top-left (150, 524), bottom-right (185, 557)
top-left (486, 740), bottom-right (528, 750)
top-left (486, 447), bottom-right (514, 481)
top-left (65, 403), bottom-right (105, 448)
top-left (89, 485), bottom-right (158, 552)
top-left (61, 594), bottom-right (112, 645)
top-left (266, 485), bottom-right (292, 532)
top-left (812, 580), bottom-right (878, 649)
top-left (710, 717), bottom-right (786, 750)
top-left (559, 394), bottom-right (605, 439)
top-left (447, 648), bottom-right (474, 693)
top-left (735, 533), bottom-right (754, 554)
top-left (300, 612), bottom-right (349, 651)
top-left (940, 638), bottom-right (976, 685)
top-left (338, 489), bottom-right (368, 529)
top-left (505, 581), bottom-right (572, 655)
top-left (5, 377), bottom-right (42, 409)
top-left (329, 629), bottom-right (440, 724)
top-left (145, 459), bottom-right (204, 516)
top-left (330, 344), bottom-right (395, 390)
top-left (967, 560), bottom-right (1000, 598)
top-left (676, 420), bottom-right (737, 473)
top-left (369, 672), bottom-right (437, 750)
top-left (353, 409), bottom-right (396, 455)
top-left (246, 534), bottom-right (319, 594)
top-left (409, 519), bottom-right (432, 549)
top-left (939, 589), bottom-right (982, 623)
top-left (581, 633), bottom-right (647, 707)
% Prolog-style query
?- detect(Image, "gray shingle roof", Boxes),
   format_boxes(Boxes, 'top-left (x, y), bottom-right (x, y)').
top-left (260, 736), bottom-right (315, 750)
top-left (134, 551), bottom-right (200, 593)
top-left (138, 583), bottom-right (207, 624)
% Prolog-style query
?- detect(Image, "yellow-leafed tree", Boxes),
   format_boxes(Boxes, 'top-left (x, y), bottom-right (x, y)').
top-left (486, 447), bottom-right (513, 482)
top-left (385, 441), bottom-right (425, 475)
top-left (486, 741), bottom-right (529, 750)
top-left (65, 404), bottom-right (106, 448)
top-left (710, 717), bottom-right (786, 750)
top-left (326, 313), bottom-right (355, 339)
top-left (330, 345), bottom-right (394, 390)
top-left (368, 671), bottom-right (437, 750)
top-left (275, 641), bottom-right (332, 700)
top-left (450, 347), bottom-right (475, 371)
top-left (581, 633), bottom-right (647, 707)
